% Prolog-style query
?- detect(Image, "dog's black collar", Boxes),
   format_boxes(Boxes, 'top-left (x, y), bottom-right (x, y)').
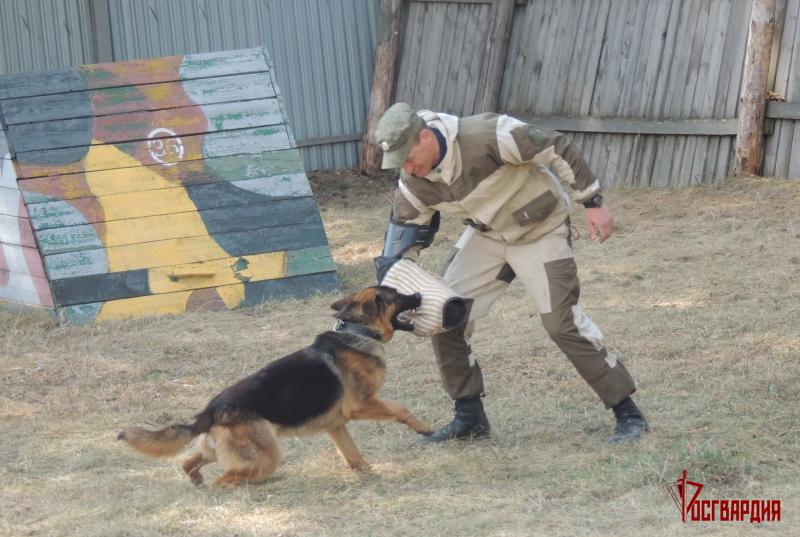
top-left (334, 320), bottom-right (383, 341)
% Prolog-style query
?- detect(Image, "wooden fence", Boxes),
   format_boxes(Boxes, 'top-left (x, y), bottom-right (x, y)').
top-left (364, 0), bottom-right (800, 187)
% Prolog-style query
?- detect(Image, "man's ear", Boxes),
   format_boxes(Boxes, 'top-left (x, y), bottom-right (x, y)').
top-left (419, 128), bottom-right (435, 145)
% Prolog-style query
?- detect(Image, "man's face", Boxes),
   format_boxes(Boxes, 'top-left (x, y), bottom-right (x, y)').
top-left (401, 129), bottom-right (440, 177)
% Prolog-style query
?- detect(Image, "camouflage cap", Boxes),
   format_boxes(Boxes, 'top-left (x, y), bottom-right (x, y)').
top-left (374, 102), bottom-right (424, 169)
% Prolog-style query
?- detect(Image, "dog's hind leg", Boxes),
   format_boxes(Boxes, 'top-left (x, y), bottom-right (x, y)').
top-left (182, 434), bottom-right (217, 486)
top-left (351, 397), bottom-right (433, 435)
top-left (327, 425), bottom-right (370, 471)
top-left (212, 421), bottom-right (281, 488)
top-left (182, 453), bottom-right (208, 486)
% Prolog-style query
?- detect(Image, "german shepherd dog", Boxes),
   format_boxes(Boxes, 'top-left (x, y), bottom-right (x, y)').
top-left (118, 286), bottom-right (432, 488)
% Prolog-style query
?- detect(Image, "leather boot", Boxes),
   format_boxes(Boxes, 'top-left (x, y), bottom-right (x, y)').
top-left (422, 396), bottom-right (491, 442)
top-left (608, 397), bottom-right (649, 443)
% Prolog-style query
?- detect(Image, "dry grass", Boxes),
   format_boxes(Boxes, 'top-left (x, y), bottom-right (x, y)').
top-left (1, 173), bottom-right (798, 537)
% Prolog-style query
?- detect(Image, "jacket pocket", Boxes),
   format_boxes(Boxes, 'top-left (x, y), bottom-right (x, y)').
top-left (512, 190), bottom-right (559, 226)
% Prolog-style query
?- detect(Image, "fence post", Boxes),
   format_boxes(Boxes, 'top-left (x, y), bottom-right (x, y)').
top-left (734, 0), bottom-right (776, 176)
top-left (478, 0), bottom-right (517, 113)
top-left (360, 0), bottom-right (403, 175)
top-left (88, 0), bottom-right (114, 62)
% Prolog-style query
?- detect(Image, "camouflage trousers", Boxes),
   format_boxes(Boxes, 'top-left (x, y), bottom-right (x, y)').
top-left (432, 223), bottom-right (635, 408)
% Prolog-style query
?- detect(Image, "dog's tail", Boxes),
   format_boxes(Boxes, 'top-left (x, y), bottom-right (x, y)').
top-left (117, 411), bottom-right (213, 458)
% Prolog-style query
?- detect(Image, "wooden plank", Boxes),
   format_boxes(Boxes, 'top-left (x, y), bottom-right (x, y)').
top-left (765, 1), bottom-right (800, 177)
top-left (766, 100), bottom-right (800, 118)
top-left (521, 0), bottom-right (549, 115)
top-left (786, 121), bottom-right (800, 177)
top-left (26, 176), bottom-right (312, 230)
top-left (0, 185), bottom-right (25, 217)
top-left (693, 0), bottom-right (731, 183)
top-left (591, 0), bottom-right (629, 117)
top-left (0, 48), bottom-right (268, 100)
top-left (51, 245), bottom-right (335, 306)
top-left (9, 98), bottom-right (284, 154)
top-left (297, 133), bottom-right (363, 148)
top-left (580, 0), bottom-right (612, 116)
top-left (0, 215), bottom-right (36, 247)
top-left (0, 130), bottom-right (8, 156)
top-left (678, 0), bottom-right (713, 185)
top-left (412, 0), bottom-right (491, 4)
top-left (514, 115), bottom-right (741, 135)
top-left (655, 0), bottom-right (697, 186)
top-left (442, 2), bottom-right (470, 111)
top-left (88, 0), bottom-right (114, 62)
top-left (478, 0), bottom-right (516, 112)
top-left (0, 242), bottom-right (47, 279)
top-left (542, 1), bottom-right (576, 115)
top-left (1, 72), bottom-right (276, 126)
top-left (36, 197), bottom-right (323, 255)
top-left (14, 125), bottom-right (292, 179)
top-left (18, 149), bottom-right (304, 202)
top-left (769, 119), bottom-right (795, 178)
top-left (417, 2), bottom-right (446, 109)
top-left (452, 4), bottom-right (484, 113)
top-left (432, 3), bottom-right (459, 111)
top-left (44, 215), bottom-right (326, 280)
top-left (57, 271), bottom-right (339, 324)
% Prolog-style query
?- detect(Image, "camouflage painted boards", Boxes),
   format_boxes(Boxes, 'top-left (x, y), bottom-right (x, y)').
top-left (0, 48), bottom-right (338, 322)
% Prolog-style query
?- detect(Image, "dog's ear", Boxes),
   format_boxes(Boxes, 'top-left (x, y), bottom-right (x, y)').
top-left (331, 294), bottom-right (353, 311)
top-left (362, 298), bottom-right (378, 319)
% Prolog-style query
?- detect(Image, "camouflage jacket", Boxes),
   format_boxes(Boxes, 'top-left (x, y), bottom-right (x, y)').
top-left (391, 110), bottom-right (601, 244)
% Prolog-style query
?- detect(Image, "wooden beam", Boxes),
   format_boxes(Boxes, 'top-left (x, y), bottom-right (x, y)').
top-left (733, 0), bottom-right (777, 176)
top-left (513, 115), bottom-right (743, 136)
top-left (765, 100), bottom-right (800, 119)
top-left (296, 132), bottom-right (363, 148)
top-left (88, 0), bottom-right (114, 63)
top-left (360, 0), bottom-right (403, 175)
top-left (478, 0), bottom-right (517, 112)
top-left (410, 0), bottom-right (491, 4)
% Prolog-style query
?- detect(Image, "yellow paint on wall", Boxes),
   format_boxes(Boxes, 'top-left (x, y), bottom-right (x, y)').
top-left (84, 187), bottom-right (203, 220)
top-left (96, 211), bottom-right (224, 247)
top-left (84, 142), bottom-right (229, 319)
top-left (81, 166), bottom-right (184, 196)
top-left (216, 284), bottom-right (246, 309)
top-left (96, 237), bottom-right (236, 273)
top-left (97, 291), bottom-right (192, 321)
top-left (94, 283), bottom-right (248, 321)
top-left (148, 251), bottom-right (287, 294)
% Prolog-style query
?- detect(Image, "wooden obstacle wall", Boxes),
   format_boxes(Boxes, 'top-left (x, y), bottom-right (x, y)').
top-left (0, 48), bottom-right (338, 322)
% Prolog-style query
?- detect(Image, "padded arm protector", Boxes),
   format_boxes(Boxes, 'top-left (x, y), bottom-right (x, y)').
top-left (374, 212), bottom-right (440, 281)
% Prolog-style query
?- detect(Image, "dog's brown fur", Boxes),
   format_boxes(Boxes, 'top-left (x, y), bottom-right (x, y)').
top-left (118, 286), bottom-right (431, 488)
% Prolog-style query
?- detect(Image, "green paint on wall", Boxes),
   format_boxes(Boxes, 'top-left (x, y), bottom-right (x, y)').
top-left (231, 257), bottom-right (251, 282)
top-left (286, 246), bottom-right (336, 275)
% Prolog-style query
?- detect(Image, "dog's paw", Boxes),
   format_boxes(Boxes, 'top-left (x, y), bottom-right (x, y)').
top-left (417, 429), bottom-right (434, 436)
top-left (348, 461), bottom-right (372, 472)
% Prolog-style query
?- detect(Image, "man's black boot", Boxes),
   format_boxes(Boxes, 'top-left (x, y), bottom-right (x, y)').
top-left (422, 396), bottom-right (491, 442)
top-left (608, 397), bottom-right (649, 444)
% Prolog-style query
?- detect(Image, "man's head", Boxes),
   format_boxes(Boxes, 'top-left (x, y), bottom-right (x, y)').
top-left (375, 103), bottom-right (441, 177)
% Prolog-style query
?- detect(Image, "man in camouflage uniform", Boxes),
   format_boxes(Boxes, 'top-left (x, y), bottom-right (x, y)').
top-left (373, 103), bottom-right (648, 443)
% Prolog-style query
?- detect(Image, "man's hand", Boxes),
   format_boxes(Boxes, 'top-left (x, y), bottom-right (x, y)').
top-left (585, 206), bottom-right (614, 243)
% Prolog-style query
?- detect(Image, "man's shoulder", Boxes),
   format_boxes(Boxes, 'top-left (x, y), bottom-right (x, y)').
top-left (458, 113), bottom-right (503, 139)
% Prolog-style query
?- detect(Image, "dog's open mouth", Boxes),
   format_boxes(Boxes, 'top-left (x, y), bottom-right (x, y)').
top-left (392, 292), bottom-right (422, 331)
